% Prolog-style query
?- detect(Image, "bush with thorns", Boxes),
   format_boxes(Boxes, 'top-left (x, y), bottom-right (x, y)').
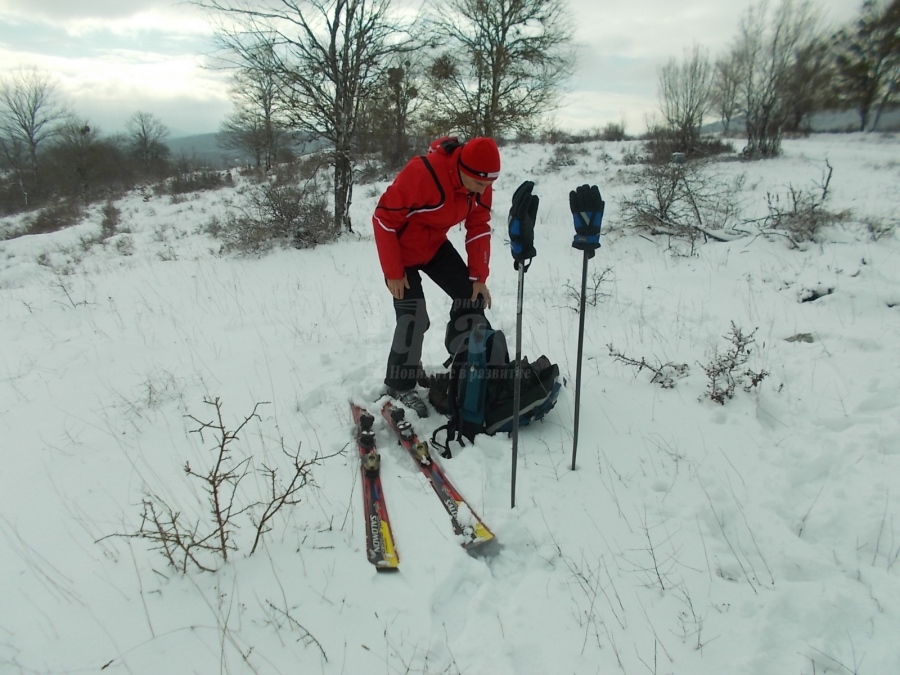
top-left (701, 324), bottom-right (768, 405)
top-left (754, 161), bottom-right (848, 247)
top-left (222, 169), bottom-right (335, 253)
top-left (622, 160), bottom-right (746, 252)
top-left (110, 397), bottom-right (327, 573)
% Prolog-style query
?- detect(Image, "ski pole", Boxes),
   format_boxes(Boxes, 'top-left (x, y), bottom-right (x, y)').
top-left (507, 181), bottom-right (539, 508)
top-left (511, 261), bottom-right (525, 508)
top-left (568, 184), bottom-right (604, 471)
top-left (572, 250), bottom-right (589, 470)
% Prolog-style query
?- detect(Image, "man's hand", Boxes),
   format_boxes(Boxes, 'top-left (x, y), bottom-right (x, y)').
top-left (386, 275), bottom-right (410, 299)
top-left (472, 281), bottom-right (492, 309)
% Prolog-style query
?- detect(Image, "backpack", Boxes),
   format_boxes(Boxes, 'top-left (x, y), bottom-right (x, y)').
top-left (426, 324), bottom-right (561, 456)
top-left (428, 135), bottom-right (463, 155)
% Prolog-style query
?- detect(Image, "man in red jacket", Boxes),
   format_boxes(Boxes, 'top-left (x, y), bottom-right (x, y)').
top-left (373, 136), bottom-right (500, 417)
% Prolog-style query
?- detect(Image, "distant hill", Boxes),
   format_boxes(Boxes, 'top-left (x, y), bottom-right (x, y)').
top-left (165, 133), bottom-right (251, 169)
top-left (702, 107), bottom-right (900, 134)
top-left (165, 133), bottom-right (328, 169)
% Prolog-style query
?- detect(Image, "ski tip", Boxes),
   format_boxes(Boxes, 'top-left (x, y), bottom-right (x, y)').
top-left (370, 551), bottom-right (400, 571)
top-left (465, 536), bottom-right (501, 559)
top-left (374, 555), bottom-right (400, 571)
top-left (462, 523), bottom-right (495, 549)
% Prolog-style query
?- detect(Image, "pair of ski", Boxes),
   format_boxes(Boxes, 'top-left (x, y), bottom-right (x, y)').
top-left (351, 401), bottom-right (494, 571)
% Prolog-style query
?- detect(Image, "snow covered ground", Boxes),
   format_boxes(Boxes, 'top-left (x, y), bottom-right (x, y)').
top-left (1, 134), bottom-right (899, 674)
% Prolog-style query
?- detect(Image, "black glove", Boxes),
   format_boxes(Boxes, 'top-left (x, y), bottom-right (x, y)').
top-left (508, 180), bottom-right (539, 270)
top-left (569, 184), bottom-right (604, 258)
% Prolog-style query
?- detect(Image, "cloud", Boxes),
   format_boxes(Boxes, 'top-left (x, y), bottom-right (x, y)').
top-left (557, 0), bottom-right (862, 133)
top-left (0, 0), bottom-right (211, 55)
top-left (0, 0), bottom-right (191, 23)
top-left (0, 1), bottom-right (224, 133)
top-left (0, 42), bottom-right (231, 134)
top-left (0, 0), bottom-right (870, 136)
top-left (573, 1), bottom-right (739, 59)
top-left (80, 95), bottom-right (232, 137)
top-left (0, 23), bottom-right (209, 63)
top-left (552, 90), bottom-right (657, 135)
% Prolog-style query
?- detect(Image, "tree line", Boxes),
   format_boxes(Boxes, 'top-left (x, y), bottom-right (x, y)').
top-left (657, 0), bottom-right (900, 160)
top-left (197, 0), bottom-right (574, 233)
top-left (0, 67), bottom-right (177, 218)
top-left (1, 0), bottom-right (897, 231)
top-left (0, 0), bottom-right (573, 229)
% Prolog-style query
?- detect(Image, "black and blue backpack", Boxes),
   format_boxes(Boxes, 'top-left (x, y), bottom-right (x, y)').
top-left (427, 324), bottom-right (561, 456)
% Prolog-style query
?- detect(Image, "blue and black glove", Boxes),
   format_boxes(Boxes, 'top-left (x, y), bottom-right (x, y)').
top-left (569, 184), bottom-right (604, 258)
top-left (508, 180), bottom-right (539, 270)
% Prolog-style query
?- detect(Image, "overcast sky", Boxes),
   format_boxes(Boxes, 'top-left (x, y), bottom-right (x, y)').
top-left (0, 0), bottom-right (861, 138)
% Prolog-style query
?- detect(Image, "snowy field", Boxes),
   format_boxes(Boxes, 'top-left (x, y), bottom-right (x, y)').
top-left (1, 133), bottom-right (899, 674)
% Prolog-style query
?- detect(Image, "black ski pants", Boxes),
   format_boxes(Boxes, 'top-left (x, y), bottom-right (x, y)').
top-left (384, 240), bottom-right (490, 391)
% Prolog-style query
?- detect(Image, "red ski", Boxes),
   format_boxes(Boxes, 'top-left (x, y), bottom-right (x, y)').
top-left (351, 404), bottom-right (399, 570)
top-left (381, 402), bottom-right (494, 549)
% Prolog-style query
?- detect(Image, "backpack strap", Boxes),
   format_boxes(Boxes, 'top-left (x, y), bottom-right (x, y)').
top-left (428, 136), bottom-right (462, 155)
top-left (431, 336), bottom-right (469, 458)
top-left (430, 422), bottom-right (461, 459)
top-left (431, 371), bottom-right (464, 458)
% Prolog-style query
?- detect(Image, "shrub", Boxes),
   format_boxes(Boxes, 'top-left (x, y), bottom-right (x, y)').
top-left (223, 179), bottom-right (335, 253)
top-left (608, 344), bottom-right (689, 389)
top-left (168, 166), bottom-right (225, 195)
top-left (543, 144), bottom-right (589, 172)
top-left (355, 159), bottom-right (388, 184)
top-left (756, 161), bottom-right (847, 246)
top-left (294, 152), bottom-right (330, 181)
top-left (600, 121), bottom-right (627, 141)
top-left (113, 397), bottom-right (323, 573)
top-left (863, 216), bottom-right (897, 241)
top-left (701, 323), bottom-right (768, 405)
top-left (100, 201), bottom-right (120, 240)
top-left (642, 126), bottom-right (735, 164)
top-left (114, 235), bottom-right (135, 256)
top-left (26, 200), bottom-right (84, 235)
top-left (622, 160), bottom-right (745, 251)
top-left (564, 267), bottom-right (614, 312)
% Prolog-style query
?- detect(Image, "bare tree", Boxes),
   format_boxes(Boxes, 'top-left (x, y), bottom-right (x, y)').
top-left (220, 109), bottom-right (270, 167)
top-left (53, 120), bottom-right (102, 201)
top-left (357, 58), bottom-right (427, 169)
top-left (218, 38), bottom-right (288, 169)
top-left (0, 67), bottom-right (69, 206)
top-left (730, 0), bottom-right (821, 158)
top-left (356, 59), bottom-right (422, 168)
top-left (424, 0), bottom-right (574, 138)
top-left (833, 0), bottom-right (900, 131)
top-left (127, 111), bottom-right (170, 175)
top-left (782, 37), bottom-right (835, 132)
top-left (40, 127), bottom-right (134, 208)
top-left (711, 53), bottom-right (742, 134)
top-left (195, 0), bottom-right (415, 232)
top-left (657, 45), bottom-right (713, 155)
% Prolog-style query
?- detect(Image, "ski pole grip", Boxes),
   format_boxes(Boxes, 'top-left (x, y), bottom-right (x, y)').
top-left (508, 180), bottom-right (538, 270)
top-left (569, 184), bottom-right (604, 259)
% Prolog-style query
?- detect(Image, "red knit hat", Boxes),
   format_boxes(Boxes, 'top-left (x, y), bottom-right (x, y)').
top-left (459, 137), bottom-right (500, 181)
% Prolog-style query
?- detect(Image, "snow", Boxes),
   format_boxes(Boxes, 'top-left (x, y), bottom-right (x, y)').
top-left (1, 134), bottom-right (899, 674)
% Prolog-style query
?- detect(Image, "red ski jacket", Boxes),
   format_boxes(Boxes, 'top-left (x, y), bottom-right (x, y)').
top-left (372, 143), bottom-right (492, 283)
